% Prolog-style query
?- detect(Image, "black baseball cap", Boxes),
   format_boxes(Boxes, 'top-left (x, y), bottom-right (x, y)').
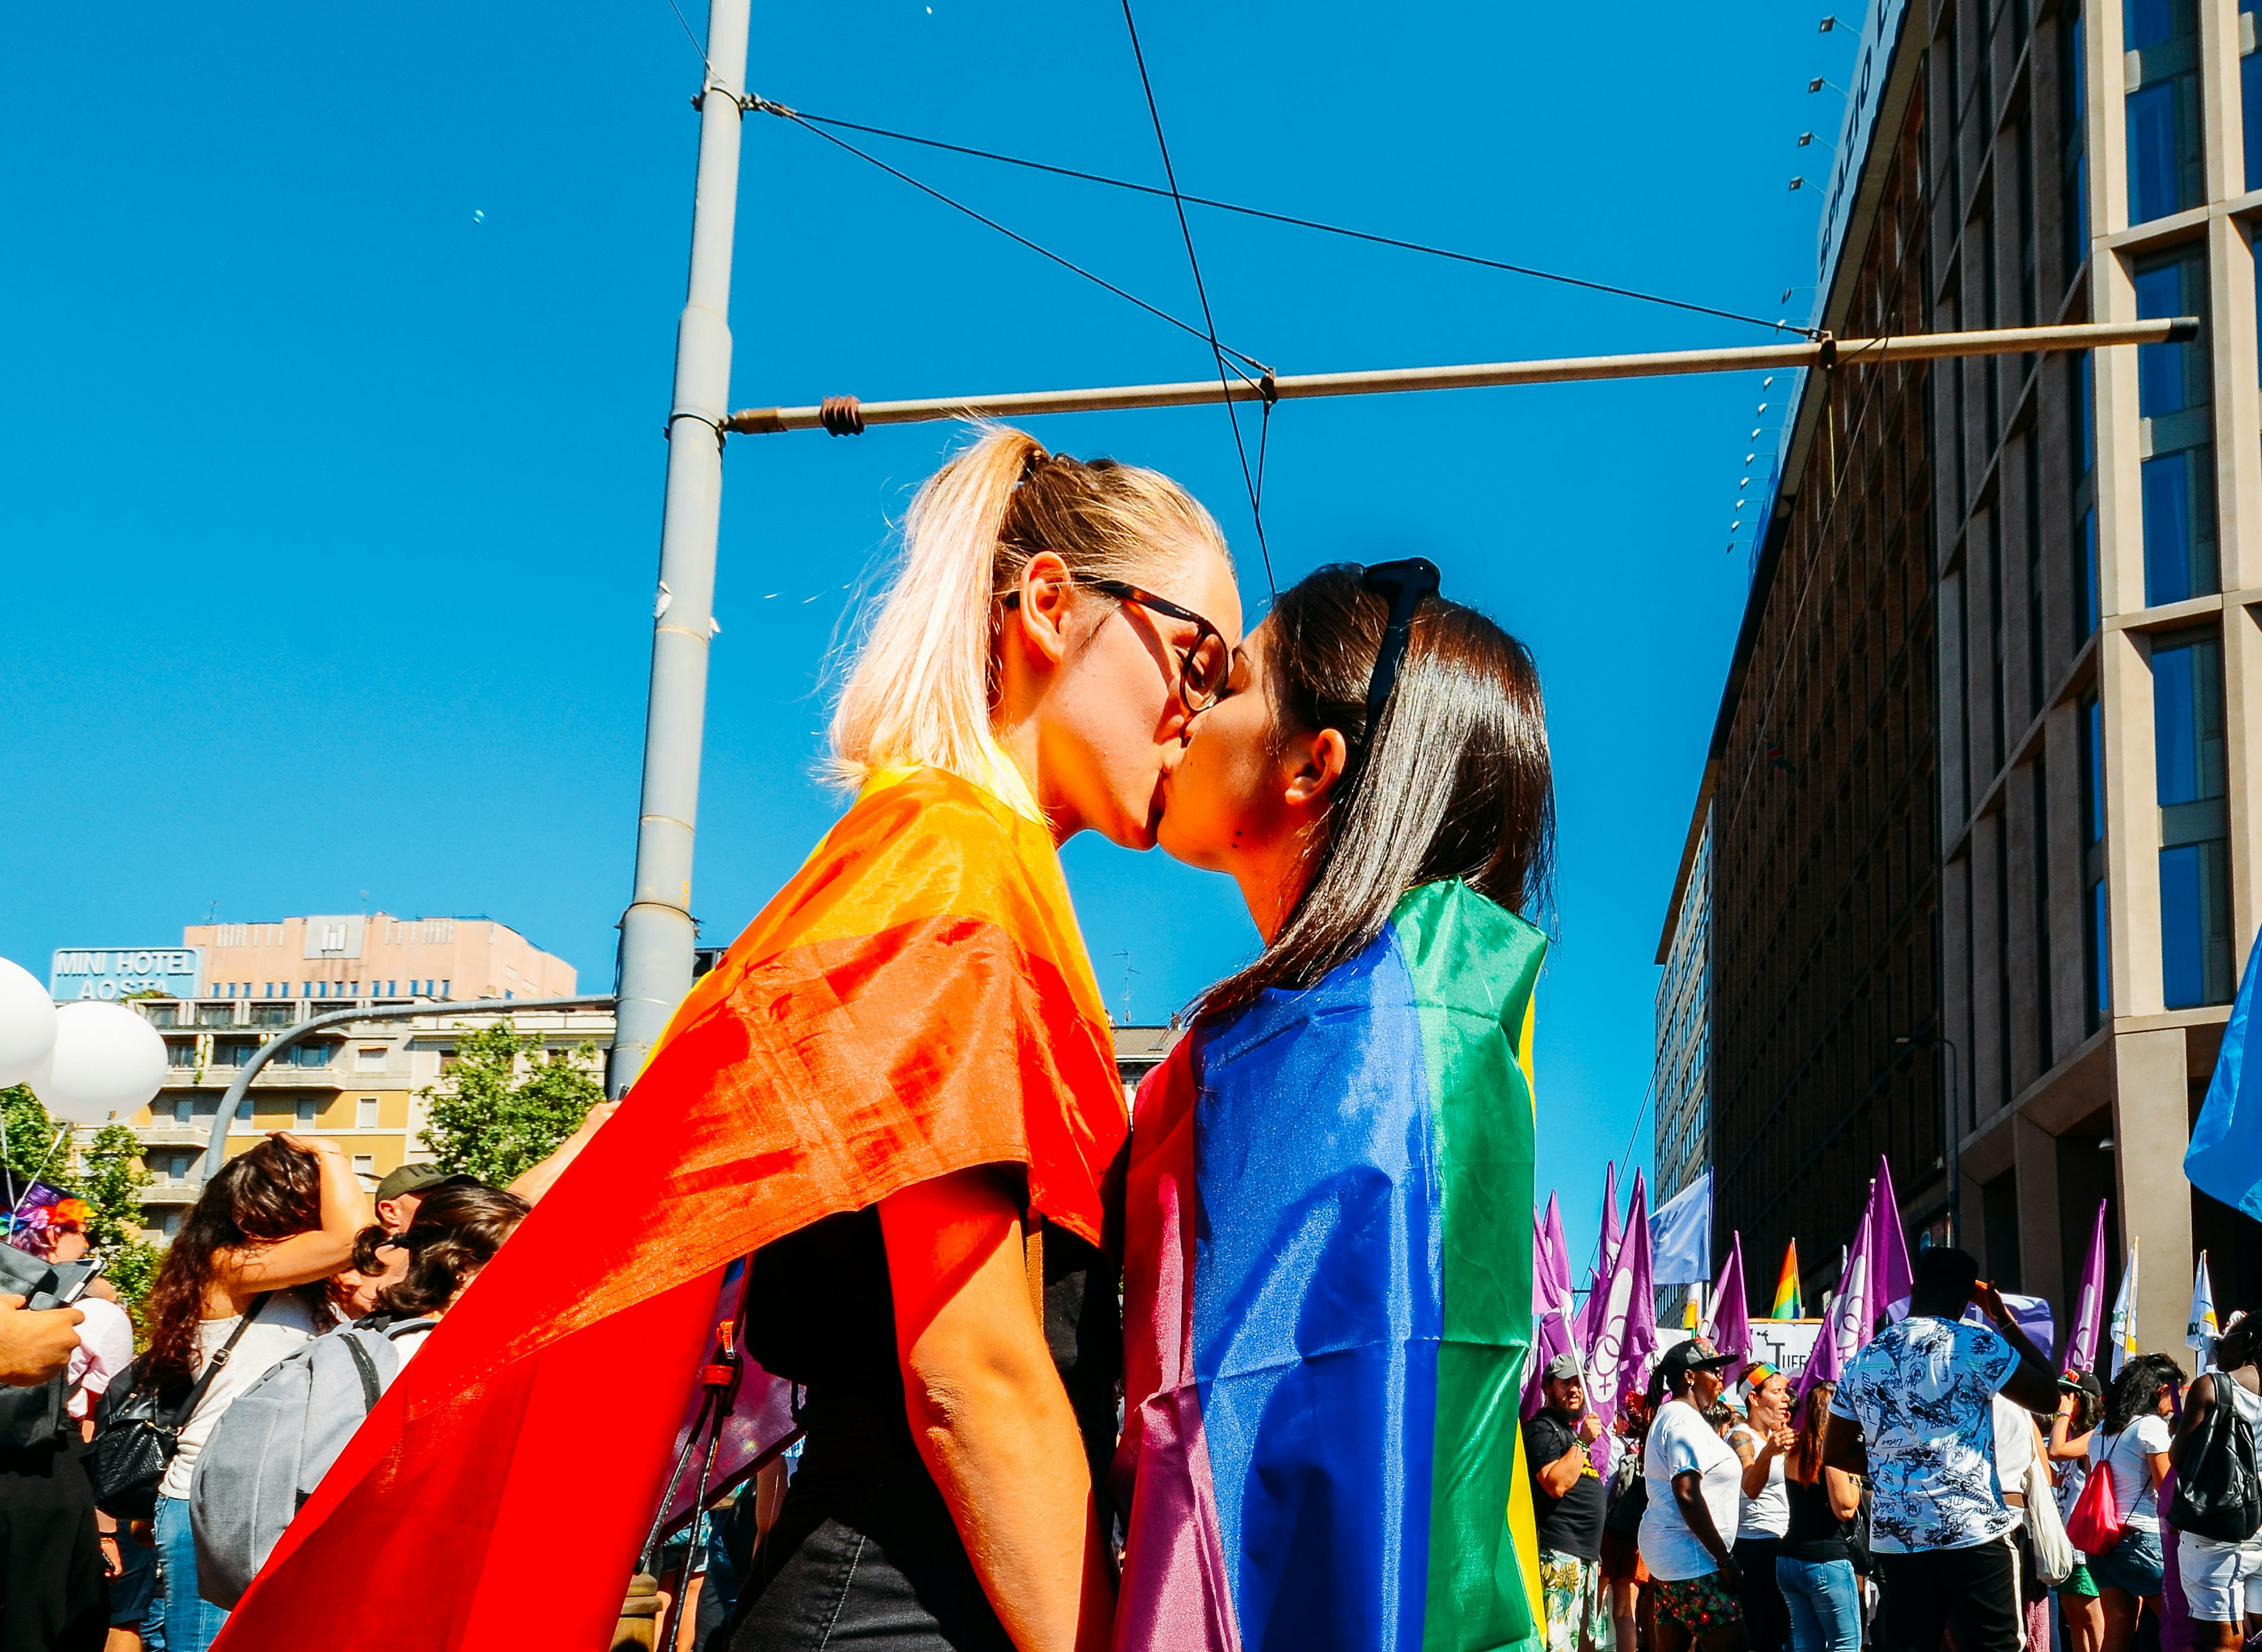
top-left (1657, 1336), bottom-right (1738, 1385)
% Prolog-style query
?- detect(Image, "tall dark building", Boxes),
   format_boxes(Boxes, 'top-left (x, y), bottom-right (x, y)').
top-left (1659, 0), bottom-right (2262, 1349)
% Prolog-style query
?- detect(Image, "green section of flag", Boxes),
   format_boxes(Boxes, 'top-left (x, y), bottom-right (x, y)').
top-left (1393, 880), bottom-right (1546, 1652)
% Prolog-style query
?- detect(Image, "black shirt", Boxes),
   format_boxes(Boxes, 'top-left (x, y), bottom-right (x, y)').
top-left (740, 1200), bottom-right (1122, 1492)
top-left (1780, 1472), bottom-right (1853, 1564)
top-left (1522, 1409), bottom-right (1607, 1561)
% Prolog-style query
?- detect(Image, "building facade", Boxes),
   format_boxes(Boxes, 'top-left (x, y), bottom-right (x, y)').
top-left (1674, 0), bottom-right (2262, 1342)
top-left (125, 998), bottom-right (613, 1238)
top-left (181, 913), bottom-right (578, 1004)
top-left (1652, 808), bottom-right (1715, 1207)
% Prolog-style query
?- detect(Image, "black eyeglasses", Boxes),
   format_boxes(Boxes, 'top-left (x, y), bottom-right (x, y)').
top-left (1003, 573), bottom-right (1232, 715)
top-left (1358, 558), bottom-right (1441, 733)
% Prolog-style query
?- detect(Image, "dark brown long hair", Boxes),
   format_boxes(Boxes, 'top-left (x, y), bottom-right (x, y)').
top-left (1787, 1380), bottom-right (1836, 1484)
top-left (143, 1137), bottom-right (333, 1387)
top-left (1201, 564), bottom-right (1555, 1017)
top-left (374, 1182), bottom-right (530, 1319)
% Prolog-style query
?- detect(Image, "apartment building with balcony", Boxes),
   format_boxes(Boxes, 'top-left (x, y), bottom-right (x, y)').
top-left (128, 995), bottom-right (614, 1238)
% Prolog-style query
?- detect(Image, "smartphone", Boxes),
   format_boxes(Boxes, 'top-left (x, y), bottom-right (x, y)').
top-left (55, 1259), bottom-right (104, 1306)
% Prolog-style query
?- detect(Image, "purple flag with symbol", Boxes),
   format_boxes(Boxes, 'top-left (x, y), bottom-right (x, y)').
top-left (1583, 1172), bottom-right (1654, 1448)
top-left (1796, 1201), bottom-right (1873, 1406)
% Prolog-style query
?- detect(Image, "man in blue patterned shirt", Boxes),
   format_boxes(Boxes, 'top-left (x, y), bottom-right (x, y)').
top-left (1826, 1245), bottom-right (2058, 1652)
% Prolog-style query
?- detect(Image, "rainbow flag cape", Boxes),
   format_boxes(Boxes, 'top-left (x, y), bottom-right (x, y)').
top-left (213, 770), bottom-right (1128, 1652)
top-left (1113, 880), bottom-right (1545, 1652)
top-left (1771, 1239), bottom-right (1803, 1319)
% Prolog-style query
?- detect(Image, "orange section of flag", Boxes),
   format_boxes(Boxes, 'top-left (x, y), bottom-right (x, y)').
top-left (214, 770), bottom-right (1127, 1651)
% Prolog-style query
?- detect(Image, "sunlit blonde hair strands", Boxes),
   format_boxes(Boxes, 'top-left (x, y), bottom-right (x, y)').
top-left (831, 424), bottom-right (1231, 822)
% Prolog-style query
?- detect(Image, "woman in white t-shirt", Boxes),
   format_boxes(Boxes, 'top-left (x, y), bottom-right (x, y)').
top-left (1640, 1339), bottom-right (1750, 1652)
top-left (130, 1133), bottom-right (366, 1652)
top-left (2170, 1317), bottom-right (2262, 1650)
top-left (2088, 1352), bottom-right (2181, 1652)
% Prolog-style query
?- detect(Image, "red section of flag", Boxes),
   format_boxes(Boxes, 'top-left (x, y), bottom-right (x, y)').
top-left (213, 772), bottom-right (1126, 1651)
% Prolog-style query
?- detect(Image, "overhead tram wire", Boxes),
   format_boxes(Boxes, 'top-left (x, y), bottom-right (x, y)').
top-left (770, 108), bottom-right (1272, 379)
top-left (1116, 0), bottom-right (1276, 596)
top-left (744, 97), bottom-right (1820, 342)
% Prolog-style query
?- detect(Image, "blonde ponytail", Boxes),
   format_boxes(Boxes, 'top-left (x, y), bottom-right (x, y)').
top-left (831, 425), bottom-right (1230, 819)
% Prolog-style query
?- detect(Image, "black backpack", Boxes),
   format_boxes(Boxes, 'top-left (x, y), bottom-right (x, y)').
top-left (2170, 1376), bottom-right (2262, 1543)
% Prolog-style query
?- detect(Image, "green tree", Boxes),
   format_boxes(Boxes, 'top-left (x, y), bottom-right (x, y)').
top-left (417, 1020), bottom-right (605, 1187)
top-left (0, 1090), bottom-right (163, 1329)
top-left (0, 1085), bottom-right (68, 1193)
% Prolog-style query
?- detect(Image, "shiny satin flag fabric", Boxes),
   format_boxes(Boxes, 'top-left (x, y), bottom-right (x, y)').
top-left (212, 769), bottom-right (1127, 1652)
top-left (1113, 880), bottom-right (1546, 1652)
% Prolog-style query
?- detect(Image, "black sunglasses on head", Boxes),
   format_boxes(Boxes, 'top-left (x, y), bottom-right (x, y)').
top-left (1358, 558), bottom-right (1442, 734)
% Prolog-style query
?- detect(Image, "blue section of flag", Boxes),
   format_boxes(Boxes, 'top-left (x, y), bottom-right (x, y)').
top-left (1190, 927), bottom-right (1439, 1652)
top-left (2189, 925), bottom-right (2262, 1221)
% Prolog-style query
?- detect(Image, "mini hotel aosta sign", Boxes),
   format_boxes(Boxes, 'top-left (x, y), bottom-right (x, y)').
top-left (50, 947), bottom-right (203, 1001)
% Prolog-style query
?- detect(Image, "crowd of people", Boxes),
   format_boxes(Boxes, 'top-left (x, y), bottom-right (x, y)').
top-left (1522, 1245), bottom-right (2262, 1652)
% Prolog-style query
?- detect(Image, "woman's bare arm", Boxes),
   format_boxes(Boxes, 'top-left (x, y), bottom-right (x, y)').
top-left (218, 1136), bottom-right (368, 1302)
top-left (879, 1168), bottom-right (1111, 1652)
top-left (1823, 1464), bottom-right (1862, 1522)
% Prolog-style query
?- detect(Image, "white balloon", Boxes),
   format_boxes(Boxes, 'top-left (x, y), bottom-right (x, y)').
top-left (34, 1002), bottom-right (167, 1124)
top-left (0, 958), bottom-right (58, 1088)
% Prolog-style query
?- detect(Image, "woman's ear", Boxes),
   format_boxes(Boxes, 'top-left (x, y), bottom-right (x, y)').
top-left (1282, 727), bottom-right (1348, 810)
top-left (1006, 551), bottom-right (1076, 667)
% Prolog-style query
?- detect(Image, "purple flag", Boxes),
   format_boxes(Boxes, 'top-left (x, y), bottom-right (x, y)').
top-left (1796, 1202), bottom-right (1873, 1406)
top-left (1600, 1161), bottom-right (1623, 1279)
top-left (1707, 1231), bottom-right (1752, 1365)
top-left (1536, 1192), bottom-right (1573, 1317)
top-left (1583, 1173), bottom-right (1653, 1447)
top-left (1574, 1162), bottom-right (1623, 1356)
top-left (1867, 1156), bottom-right (1916, 1321)
top-left (2066, 1200), bottom-right (2109, 1372)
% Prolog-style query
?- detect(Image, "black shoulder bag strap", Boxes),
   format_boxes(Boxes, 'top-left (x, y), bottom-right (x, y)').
top-left (167, 1292), bottom-right (273, 1428)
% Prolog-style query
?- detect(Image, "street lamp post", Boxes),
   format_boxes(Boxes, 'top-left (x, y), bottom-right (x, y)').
top-left (610, 0), bottom-right (754, 1099)
top-left (1894, 1032), bottom-right (1963, 1247)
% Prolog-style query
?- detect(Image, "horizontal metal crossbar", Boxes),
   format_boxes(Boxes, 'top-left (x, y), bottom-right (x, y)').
top-left (723, 317), bottom-right (2197, 436)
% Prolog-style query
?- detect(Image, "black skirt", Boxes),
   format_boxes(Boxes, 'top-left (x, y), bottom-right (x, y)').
top-left (0, 1438), bottom-right (106, 1652)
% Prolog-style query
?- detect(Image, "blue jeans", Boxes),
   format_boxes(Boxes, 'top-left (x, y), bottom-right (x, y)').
top-left (1776, 1553), bottom-right (1863, 1652)
top-left (147, 1494), bottom-right (231, 1652)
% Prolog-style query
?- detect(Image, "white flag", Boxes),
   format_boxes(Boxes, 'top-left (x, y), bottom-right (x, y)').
top-left (2188, 1249), bottom-right (2219, 1369)
top-left (2108, 1239), bottom-right (2141, 1378)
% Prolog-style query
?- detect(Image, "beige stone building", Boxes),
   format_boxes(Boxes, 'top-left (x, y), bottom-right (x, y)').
top-left (126, 998), bottom-right (612, 1239)
top-left (184, 913), bottom-right (578, 1006)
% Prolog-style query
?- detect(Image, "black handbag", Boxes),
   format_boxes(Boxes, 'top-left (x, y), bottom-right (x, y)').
top-left (87, 1294), bottom-right (268, 1519)
top-left (2171, 1378), bottom-right (2262, 1542)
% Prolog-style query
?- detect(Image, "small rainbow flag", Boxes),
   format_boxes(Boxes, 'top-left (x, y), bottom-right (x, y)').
top-left (1771, 1240), bottom-right (1804, 1319)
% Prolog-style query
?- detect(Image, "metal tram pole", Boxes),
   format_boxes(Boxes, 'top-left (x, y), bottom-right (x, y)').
top-left (612, 0), bottom-right (754, 1098)
top-left (194, 996), bottom-right (620, 1185)
top-left (723, 317), bottom-right (2196, 435)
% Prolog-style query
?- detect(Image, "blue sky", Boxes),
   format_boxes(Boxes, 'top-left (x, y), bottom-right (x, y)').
top-left (1, 1), bottom-right (1856, 1264)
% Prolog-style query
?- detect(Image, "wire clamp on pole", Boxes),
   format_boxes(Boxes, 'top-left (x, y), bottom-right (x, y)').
top-left (1258, 370), bottom-right (1278, 405)
top-left (819, 395), bottom-right (867, 437)
top-left (664, 412), bottom-right (727, 451)
top-left (1816, 332), bottom-right (1838, 372)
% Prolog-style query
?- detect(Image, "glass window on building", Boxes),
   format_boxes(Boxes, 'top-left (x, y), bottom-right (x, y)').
top-left (211, 1038), bottom-right (253, 1068)
top-left (2127, 0), bottom-right (2204, 223)
top-left (2072, 353), bottom-right (2100, 637)
top-left (291, 1041), bottom-right (335, 1069)
top-left (165, 1039), bottom-right (196, 1068)
top-left (2135, 247), bottom-right (2217, 605)
top-left (2081, 692), bottom-right (2110, 1029)
top-left (358, 1097), bottom-right (380, 1128)
top-left (2243, 0), bottom-right (2261, 191)
top-left (2154, 627), bottom-right (2234, 1007)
